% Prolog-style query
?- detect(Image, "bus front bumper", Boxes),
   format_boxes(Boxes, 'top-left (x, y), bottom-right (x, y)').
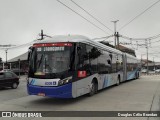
top-left (27, 83), bottom-right (73, 98)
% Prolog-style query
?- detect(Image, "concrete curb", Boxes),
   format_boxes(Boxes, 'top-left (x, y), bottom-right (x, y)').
top-left (148, 83), bottom-right (160, 120)
top-left (141, 73), bottom-right (160, 76)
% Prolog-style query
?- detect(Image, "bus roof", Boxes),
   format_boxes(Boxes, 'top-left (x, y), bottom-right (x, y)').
top-left (34, 35), bottom-right (123, 54)
top-left (36, 35), bottom-right (89, 43)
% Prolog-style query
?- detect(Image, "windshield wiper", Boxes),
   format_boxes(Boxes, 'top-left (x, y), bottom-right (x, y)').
top-left (38, 54), bottom-right (44, 69)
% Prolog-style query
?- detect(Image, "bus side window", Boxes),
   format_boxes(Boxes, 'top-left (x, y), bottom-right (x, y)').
top-left (98, 50), bottom-right (111, 74)
top-left (77, 43), bottom-right (89, 70)
top-left (87, 45), bottom-right (99, 74)
top-left (111, 53), bottom-right (117, 73)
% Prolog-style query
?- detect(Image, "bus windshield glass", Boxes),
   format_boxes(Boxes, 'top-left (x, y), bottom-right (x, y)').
top-left (30, 43), bottom-right (74, 76)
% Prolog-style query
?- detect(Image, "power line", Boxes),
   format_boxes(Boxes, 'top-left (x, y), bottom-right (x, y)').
top-left (136, 48), bottom-right (160, 56)
top-left (149, 45), bottom-right (160, 48)
top-left (150, 39), bottom-right (160, 43)
top-left (91, 35), bottom-right (114, 41)
top-left (9, 41), bottom-right (36, 49)
top-left (119, 37), bottom-right (160, 49)
top-left (119, 37), bottom-right (160, 54)
top-left (0, 41), bottom-right (36, 50)
top-left (0, 44), bottom-right (16, 47)
top-left (148, 52), bottom-right (160, 54)
top-left (57, 0), bottom-right (110, 35)
top-left (119, 0), bottom-right (160, 31)
top-left (145, 49), bottom-right (158, 53)
top-left (70, 0), bottom-right (113, 33)
top-left (120, 34), bottom-right (147, 40)
top-left (137, 46), bottom-right (160, 59)
top-left (119, 42), bottom-right (145, 46)
top-left (146, 33), bottom-right (160, 41)
top-left (119, 33), bottom-right (160, 41)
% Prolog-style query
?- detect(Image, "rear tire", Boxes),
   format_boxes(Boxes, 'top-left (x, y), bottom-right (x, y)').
top-left (12, 83), bottom-right (18, 89)
top-left (116, 76), bottom-right (120, 86)
top-left (135, 72), bottom-right (139, 80)
top-left (137, 73), bottom-right (139, 79)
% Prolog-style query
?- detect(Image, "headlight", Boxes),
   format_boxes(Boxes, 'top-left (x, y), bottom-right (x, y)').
top-left (58, 76), bottom-right (72, 86)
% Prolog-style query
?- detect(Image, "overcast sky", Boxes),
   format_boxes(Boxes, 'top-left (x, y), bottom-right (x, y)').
top-left (0, 0), bottom-right (160, 62)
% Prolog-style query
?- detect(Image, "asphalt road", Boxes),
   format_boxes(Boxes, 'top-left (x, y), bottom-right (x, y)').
top-left (0, 75), bottom-right (28, 102)
top-left (0, 75), bottom-right (160, 120)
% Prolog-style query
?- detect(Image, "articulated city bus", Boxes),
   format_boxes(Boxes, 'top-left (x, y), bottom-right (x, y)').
top-left (27, 35), bottom-right (141, 98)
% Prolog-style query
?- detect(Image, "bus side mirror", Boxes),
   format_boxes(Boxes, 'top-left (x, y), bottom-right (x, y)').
top-left (27, 52), bottom-right (30, 61)
top-left (28, 47), bottom-right (33, 61)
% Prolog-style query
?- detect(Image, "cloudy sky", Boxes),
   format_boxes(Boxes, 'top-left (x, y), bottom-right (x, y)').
top-left (0, 0), bottom-right (160, 61)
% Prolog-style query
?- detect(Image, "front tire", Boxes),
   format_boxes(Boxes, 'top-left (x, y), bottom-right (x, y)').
top-left (12, 83), bottom-right (18, 89)
top-left (89, 81), bottom-right (97, 96)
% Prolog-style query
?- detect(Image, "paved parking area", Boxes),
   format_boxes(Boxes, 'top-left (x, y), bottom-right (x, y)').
top-left (0, 75), bottom-right (160, 120)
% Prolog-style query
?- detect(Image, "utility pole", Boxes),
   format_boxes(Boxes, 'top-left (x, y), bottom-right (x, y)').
top-left (145, 40), bottom-right (149, 74)
top-left (116, 32), bottom-right (120, 49)
top-left (0, 45), bottom-right (15, 64)
top-left (141, 54), bottom-right (145, 68)
top-left (153, 57), bottom-right (155, 71)
top-left (111, 20), bottom-right (119, 49)
top-left (5, 49), bottom-right (8, 64)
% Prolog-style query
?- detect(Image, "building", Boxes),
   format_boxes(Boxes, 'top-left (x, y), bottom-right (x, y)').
top-left (0, 52), bottom-right (28, 73)
top-left (143, 62), bottom-right (160, 71)
top-left (116, 44), bottom-right (136, 57)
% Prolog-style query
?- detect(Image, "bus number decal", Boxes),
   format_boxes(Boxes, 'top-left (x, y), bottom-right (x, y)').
top-left (45, 81), bottom-right (56, 85)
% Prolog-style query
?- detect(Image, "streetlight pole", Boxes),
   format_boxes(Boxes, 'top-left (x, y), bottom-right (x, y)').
top-left (145, 40), bottom-right (149, 74)
top-left (111, 20), bottom-right (119, 49)
top-left (5, 49), bottom-right (8, 69)
top-left (5, 49), bottom-right (8, 64)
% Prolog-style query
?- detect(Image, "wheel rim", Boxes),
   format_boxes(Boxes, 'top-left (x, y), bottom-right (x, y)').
top-left (90, 82), bottom-right (95, 95)
top-left (13, 83), bottom-right (17, 89)
top-left (91, 83), bottom-right (94, 92)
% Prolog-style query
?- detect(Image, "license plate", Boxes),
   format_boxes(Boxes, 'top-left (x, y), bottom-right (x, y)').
top-left (38, 93), bottom-right (45, 96)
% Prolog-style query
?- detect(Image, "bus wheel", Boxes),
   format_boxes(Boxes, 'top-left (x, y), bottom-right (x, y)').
top-left (135, 72), bottom-right (139, 79)
top-left (116, 76), bottom-right (120, 86)
top-left (89, 81), bottom-right (97, 96)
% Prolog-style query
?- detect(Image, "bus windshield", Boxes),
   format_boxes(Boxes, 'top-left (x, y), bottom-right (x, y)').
top-left (29, 43), bottom-right (75, 77)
